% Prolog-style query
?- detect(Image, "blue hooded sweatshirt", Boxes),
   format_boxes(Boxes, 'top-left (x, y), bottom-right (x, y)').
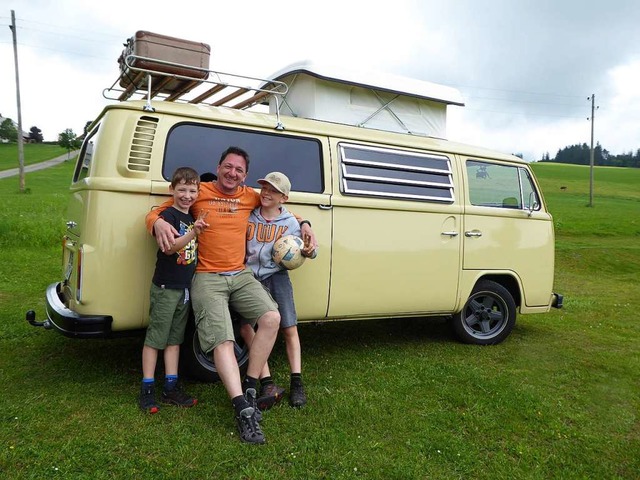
top-left (246, 205), bottom-right (316, 281)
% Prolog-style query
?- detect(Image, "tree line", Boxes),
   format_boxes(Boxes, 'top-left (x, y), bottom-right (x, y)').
top-left (0, 117), bottom-right (90, 156)
top-left (540, 143), bottom-right (640, 168)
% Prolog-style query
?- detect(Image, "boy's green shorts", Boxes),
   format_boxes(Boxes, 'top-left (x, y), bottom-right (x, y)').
top-left (145, 283), bottom-right (190, 349)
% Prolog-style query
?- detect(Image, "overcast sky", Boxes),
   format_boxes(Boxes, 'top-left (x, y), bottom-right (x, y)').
top-left (1, 0), bottom-right (639, 161)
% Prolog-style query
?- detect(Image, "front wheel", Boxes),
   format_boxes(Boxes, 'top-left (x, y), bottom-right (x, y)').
top-left (180, 313), bottom-right (249, 382)
top-left (452, 280), bottom-right (516, 345)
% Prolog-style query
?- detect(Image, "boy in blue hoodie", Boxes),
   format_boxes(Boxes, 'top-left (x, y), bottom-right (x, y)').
top-left (243, 172), bottom-right (316, 408)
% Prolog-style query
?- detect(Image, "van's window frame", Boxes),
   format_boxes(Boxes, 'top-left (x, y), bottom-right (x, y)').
top-left (73, 125), bottom-right (99, 183)
top-left (163, 123), bottom-right (324, 193)
top-left (338, 143), bottom-right (455, 203)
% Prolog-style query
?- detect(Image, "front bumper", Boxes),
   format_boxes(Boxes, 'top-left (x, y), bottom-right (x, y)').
top-left (40, 282), bottom-right (114, 338)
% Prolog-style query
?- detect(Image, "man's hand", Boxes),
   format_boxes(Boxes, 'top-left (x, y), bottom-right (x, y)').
top-left (300, 223), bottom-right (317, 251)
top-left (154, 218), bottom-right (179, 252)
top-left (301, 233), bottom-right (315, 257)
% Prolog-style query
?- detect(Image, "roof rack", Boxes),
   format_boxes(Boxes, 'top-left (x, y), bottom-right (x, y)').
top-left (103, 55), bottom-right (289, 129)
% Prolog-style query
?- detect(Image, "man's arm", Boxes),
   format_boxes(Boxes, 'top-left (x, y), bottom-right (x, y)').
top-left (299, 220), bottom-right (317, 250)
top-left (145, 198), bottom-right (178, 253)
top-left (288, 210), bottom-right (317, 250)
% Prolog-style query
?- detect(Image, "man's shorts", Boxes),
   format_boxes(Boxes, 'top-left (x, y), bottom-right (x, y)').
top-left (145, 283), bottom-right (190, 349)
top-left (260, 270), bottom-right (298, 329)
top-left (191, 268), bottom-right (278, 355)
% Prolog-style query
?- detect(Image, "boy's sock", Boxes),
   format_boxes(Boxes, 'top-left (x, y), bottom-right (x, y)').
top-left (290, 373), bottom-right (303, 388)
top-left (231, 394), bottom-right (251, 415)
top-left (242, 375), bottom-right (258, 393)
top-left (142, 377), bottom-right (155, 387)
top-left (164, 374), bottom-right (178, 392)
top-left (260, 375), bottom-right (274, 389)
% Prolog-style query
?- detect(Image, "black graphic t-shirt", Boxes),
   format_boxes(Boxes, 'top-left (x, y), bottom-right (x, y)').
top-left (152, 207), bottom-right (197, 289)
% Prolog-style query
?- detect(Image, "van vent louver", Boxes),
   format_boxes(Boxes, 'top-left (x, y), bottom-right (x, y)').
top-left (127, 116), bottom-right (158, 172)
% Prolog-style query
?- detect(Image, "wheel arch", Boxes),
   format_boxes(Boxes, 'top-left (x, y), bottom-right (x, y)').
top-left (478, 273), bottom-right (522, 309)
top-left (459, 271), bottom-right (523, 311)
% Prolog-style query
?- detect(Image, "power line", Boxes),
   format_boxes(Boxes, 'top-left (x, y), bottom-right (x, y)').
top-left (452, 83), bottom-right (586, 100)
top-left (8, 16), bottom-right (122, 40)
top-left (464, 95), bottom-right (585, 107)
top-left (463, 107), bottom-right (585, 120)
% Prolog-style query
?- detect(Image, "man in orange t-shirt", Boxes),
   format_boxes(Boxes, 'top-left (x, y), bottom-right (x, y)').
top-left (146, 146), bottom-right (315, 444)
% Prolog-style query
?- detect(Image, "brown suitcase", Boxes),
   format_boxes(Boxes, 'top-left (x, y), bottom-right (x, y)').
top-left (118, 31), bottom-right (211, 94)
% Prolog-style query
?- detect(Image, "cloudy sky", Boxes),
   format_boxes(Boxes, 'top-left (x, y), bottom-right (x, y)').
top-left (1, 0), bottom-right (639, 161)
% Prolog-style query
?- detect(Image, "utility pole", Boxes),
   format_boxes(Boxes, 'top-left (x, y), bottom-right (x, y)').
top-left (10, 10), bottom-right (26, 192)
top-left (587, 94), bottom-right (597, 207)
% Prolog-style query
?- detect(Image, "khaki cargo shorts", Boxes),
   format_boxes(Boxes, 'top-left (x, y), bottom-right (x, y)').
top-left (190, 268), bottom-right (278, 355)
top-left (145, 283), bottom-right (190, 349)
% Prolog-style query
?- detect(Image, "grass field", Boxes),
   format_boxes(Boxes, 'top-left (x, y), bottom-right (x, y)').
top-left (1, 153), bottom-right (638, 479)
top-left (0, 143), bottom-right (67, 171)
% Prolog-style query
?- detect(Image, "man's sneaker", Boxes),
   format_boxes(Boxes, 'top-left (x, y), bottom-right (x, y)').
top-left (139, 384), bottom-right (159, 414)
top-left (259, 383), bottom-right (285, 410)
top-left (244, 388), bottom-right (264, 422)
top-left (289, 384), bottom-right (307, 408)
top-left (161, 384), bottom-right (197, 407)
top-left (236, 407), bottom-right (265, 444)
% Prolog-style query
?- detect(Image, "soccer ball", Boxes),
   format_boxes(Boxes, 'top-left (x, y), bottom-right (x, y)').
top-left (272, 235), bottom-right (306, 270)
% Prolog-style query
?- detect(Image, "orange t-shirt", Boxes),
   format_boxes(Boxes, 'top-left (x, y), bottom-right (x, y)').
top-left (146, 183), bottom-right (260, 273)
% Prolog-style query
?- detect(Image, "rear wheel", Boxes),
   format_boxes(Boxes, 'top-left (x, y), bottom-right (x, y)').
top-left (180, 313), bottom-right (249, 382)
top-left (452, 280), bottom-right (516, 345)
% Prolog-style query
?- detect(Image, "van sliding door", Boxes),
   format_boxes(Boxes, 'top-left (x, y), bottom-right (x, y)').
top-left (328, 141), bottom-right (462, 317)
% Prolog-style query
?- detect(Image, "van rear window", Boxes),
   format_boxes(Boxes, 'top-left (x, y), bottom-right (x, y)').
top-left (164, 124), bottom-right (324, 193)
top-left (73, 126), bottom-right (98, 183)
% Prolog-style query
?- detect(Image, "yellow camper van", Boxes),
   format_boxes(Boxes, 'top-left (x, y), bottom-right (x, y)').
top-left (28, 43), bottom-right (562, 381)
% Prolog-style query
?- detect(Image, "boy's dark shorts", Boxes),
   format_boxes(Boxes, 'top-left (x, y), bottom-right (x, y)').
top-left (260, 270), bottom-right (298, 329)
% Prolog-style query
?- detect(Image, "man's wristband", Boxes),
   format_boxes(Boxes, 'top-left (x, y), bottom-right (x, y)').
top-left (300, 220), bottom-right (312, 228)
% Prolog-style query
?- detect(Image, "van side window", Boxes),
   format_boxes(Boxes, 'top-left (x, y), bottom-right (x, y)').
top-left (73, 127), bottom-right (98, 183)
top-left (339, 143), bottom-right (454, 203)
top-left (164, 124), bottom-right (323, 193)
top-left (467, 160), bottom-right (539, 210)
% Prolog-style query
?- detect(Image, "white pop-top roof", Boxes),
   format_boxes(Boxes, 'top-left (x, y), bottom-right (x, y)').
top-left (265, 61), bottom-right (465, 107)
top-left (262, 61), bottom-right (464, 138)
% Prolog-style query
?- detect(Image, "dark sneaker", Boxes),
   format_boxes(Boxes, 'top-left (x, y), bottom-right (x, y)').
top-left (289, 384), bottom-right (307, 408)
top-left (236, 407), bottom-right (265, 444)
top-left (139, 384), bottom-right (159, 414)
top-left (161, 385), bottom-right (197, 407)
top-left (259, 383), bottom-right (285, 410)
top-left (244, 388), bottom-right (264, 422)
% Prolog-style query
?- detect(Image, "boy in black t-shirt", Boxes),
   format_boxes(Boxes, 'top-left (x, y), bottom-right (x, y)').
top-left (139, 167), bottom-right (209, 413)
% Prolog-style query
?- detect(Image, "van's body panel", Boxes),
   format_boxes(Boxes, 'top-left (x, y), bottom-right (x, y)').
top-left (39, 85), bottom-right (560, 349)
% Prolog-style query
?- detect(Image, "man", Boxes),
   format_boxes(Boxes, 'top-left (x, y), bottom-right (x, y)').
top-left (146, 146), bottom-right (315, 444)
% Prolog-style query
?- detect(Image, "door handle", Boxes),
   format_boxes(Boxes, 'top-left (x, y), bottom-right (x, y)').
top-left (464, 230), bottom-right (482, 238)
top-left (319, 204), bottom-right (333, 210)
top-left (441, 231), bottom-right (459, 237)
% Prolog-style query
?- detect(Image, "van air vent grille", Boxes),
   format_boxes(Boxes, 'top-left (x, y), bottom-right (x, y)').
top-left (128, 116), bottom-right (158, 172)
top-left (339, 144), bottom-right (455, 203)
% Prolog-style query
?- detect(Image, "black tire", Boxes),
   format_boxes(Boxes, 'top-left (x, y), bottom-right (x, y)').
top-left (452, 280), bottom-right (516, 345)
top-left (179, 313), bottom-right (249, 382)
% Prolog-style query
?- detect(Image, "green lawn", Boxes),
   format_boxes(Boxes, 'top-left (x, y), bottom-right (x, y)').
top-left (0, 143), bottom-right (68, 171)
top-left (1, 153), bottom-right (638, 479)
